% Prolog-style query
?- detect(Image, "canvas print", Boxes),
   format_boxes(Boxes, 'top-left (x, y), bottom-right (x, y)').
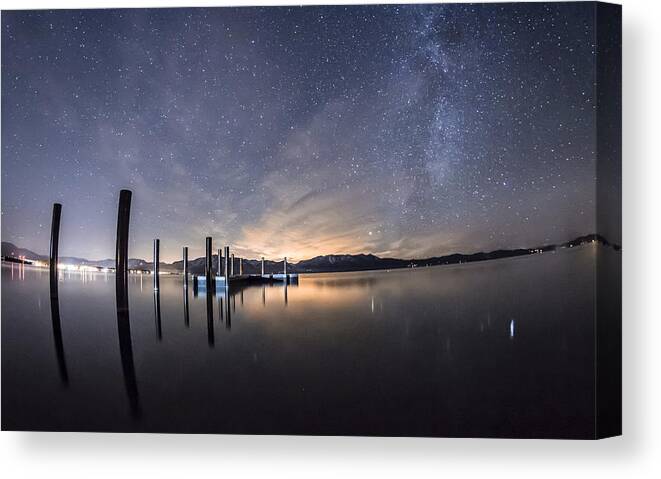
top-left (1, 2), bottom-right (621, 438)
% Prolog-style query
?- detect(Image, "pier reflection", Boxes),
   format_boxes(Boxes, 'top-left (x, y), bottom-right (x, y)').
top-left (153, 290), bottom-right (162, 340)
top-left (223, 289), bottom-right (232, 330)
top-left (183, 284), bottom-right (190, 328)
top-left (116, 282), bottom-right (140, 418)
top-left (192, 279), bottom-right (283, 330)
top-left (49, 277), bottom-right (69, 386)
top-left (187, 276), bottom-right (297, 333)
top-left (2, 245), bottom-right (606, 437)
top-left (206, 288), bottom-right (215, 347)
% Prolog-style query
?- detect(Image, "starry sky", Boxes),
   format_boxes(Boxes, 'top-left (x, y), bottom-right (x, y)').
top-left (2, 3), bottom-right (599, 262)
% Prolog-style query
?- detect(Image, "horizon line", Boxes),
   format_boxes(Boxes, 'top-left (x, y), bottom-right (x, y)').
top-left (1, 232), bottom-right (617, 265)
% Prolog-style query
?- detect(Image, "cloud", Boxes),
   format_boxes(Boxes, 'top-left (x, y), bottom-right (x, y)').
top-left (241, 185), bottom-right (382, 260)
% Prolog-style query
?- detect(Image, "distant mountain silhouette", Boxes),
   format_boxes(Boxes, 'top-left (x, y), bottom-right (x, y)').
top-left (1, 242), bottom-right (157, 270)
top-left (2, 243), bottom-right (46, 261)
top-left (1, 234), bottom-right (619, 274)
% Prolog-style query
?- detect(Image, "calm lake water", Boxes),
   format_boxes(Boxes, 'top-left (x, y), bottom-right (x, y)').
top-left (2, 245), bottom-right (611, 437)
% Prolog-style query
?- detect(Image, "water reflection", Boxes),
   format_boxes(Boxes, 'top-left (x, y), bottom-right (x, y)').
top-left (190, 278), bottom-right (261, 331)
top-left (308, 276), bottom-right (378, 289)
top-left (206, 288), bottom-right (215, 347)
top-left (2, 245), bottom-right (609, 437)
top-left (117, 289), bottom-right (141, 418)
top-left (225, 297), bottom-right (232, 330)
top-left (153, 290), bottom-right (162, 341)
top-left (115, 282), bottom-right (140, 418)
top-left (183, 284), bottom-right (190, 328)
top-left (49, 274), bottom-right (69, 385)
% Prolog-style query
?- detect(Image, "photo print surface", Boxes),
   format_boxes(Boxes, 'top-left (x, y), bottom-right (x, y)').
top-left (1, 2), bottom-right (621, 438)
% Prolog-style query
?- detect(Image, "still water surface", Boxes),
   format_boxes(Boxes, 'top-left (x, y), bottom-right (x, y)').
top-left (2, 246), bottom-right (601, 437)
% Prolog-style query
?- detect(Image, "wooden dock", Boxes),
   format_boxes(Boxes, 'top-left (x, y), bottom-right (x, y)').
top-left (194, 273), bottom-right (298, 292)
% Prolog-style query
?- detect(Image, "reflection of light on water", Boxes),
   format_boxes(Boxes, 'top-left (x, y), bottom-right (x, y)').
top-left (371, 296), bottom-right (374, 314)
top-left (510, 319), bottom-right (515, 338)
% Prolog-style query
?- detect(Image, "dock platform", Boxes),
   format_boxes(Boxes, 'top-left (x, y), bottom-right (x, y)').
top-left (194, 273), bottom-right (298, 292)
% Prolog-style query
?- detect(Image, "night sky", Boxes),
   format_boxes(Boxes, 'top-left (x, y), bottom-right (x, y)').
top-left (2, 3), bottom-right (599, 262)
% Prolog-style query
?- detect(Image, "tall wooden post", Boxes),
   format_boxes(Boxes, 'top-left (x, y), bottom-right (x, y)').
top-left (115, 189), bottom-right (139, 417)
top-left (153, 239), bottom-right (160, 291)
top-left (183, 246), bottom-right (189, 284)
top-left (284, 256), bottom-right (288, 275)
top-left (239, 257), bottom-right (243, 275)
top-left (205, 237), bottom-right (213, 283)
top-left (115, 189), bottom-right (132, 312)
top-left (49, 203), bottom-right (68, 384)
top-left (224, 246), bottom-right (230, 284)
top-left (231, 253), bottom-right (235, 276)
top-left (49, 203), bottom-right (62, 295)
top-left (217, 248), bottom-right (223, 276)
top-left (261, 256), bottom-right (265, 276)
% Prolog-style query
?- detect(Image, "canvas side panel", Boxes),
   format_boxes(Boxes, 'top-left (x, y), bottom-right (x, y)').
top-left (595, 1), bottom-right (622, 439)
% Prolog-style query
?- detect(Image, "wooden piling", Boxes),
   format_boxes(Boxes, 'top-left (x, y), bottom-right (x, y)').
top-left (153, 239), bottom-right (160, 291)
top-left (49, 202), bottom-right (68, 385)
top-left (224, 246), bottom-right (230, 284)
top-left (183, 246), bottom-right (189, 283)
top-left (217, 248), bottom-right (223, 276)
top-left (49, 203), bottom-right (62, 295)
top-left (205, 237), bottom-right (213, 282)
top-left (114, 189), bottom-right (139, 416)
top-left (115, 189), bottom-right (132, 312)
top-left (261, 256), bottom-right (265, 275)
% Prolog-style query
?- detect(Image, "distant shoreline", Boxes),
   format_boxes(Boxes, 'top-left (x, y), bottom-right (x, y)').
top-left (2, 233), bottom-right (620, 275)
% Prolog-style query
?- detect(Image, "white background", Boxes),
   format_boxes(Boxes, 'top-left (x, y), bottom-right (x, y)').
top-left (1, 0), bottom-right (659, 477)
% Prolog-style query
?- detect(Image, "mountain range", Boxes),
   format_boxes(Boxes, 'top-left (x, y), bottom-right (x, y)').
top-left (1, 234), bottom-right (619, 275)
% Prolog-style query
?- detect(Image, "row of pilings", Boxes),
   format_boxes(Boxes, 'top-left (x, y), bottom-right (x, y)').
top-left (46, 190), bottom-right (137, 415)
top-left (45, 189), bottom-right (296, 419)
top-left (47, 189), bottom-right (290, 293)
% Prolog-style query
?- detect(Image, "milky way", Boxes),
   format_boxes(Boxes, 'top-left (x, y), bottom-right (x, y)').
top-left (2, 3), bottom-right (600, 262)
